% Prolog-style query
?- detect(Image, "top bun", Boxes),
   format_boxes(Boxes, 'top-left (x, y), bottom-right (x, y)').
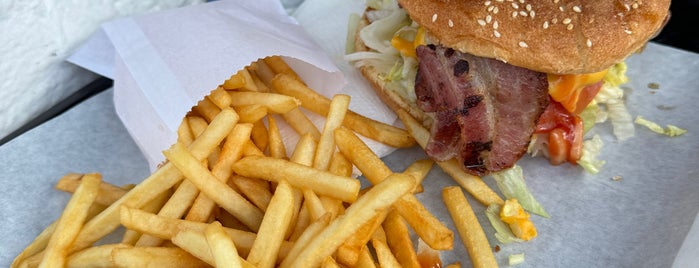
top-left (398, 0), bottom-right (670, 74)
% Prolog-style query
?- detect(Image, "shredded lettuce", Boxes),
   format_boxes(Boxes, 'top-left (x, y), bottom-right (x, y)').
top-left (577, 135), bottom-right (606, 174)
top-left (358, 8), bottom-right (409, 55)
top-left (594, 63), bottom-right (635, 141)
top-left (491, 165), bottom-right (550, 218)
top-left (366, 0), bottom-right (399, 10)
top-left (486, 204), bottom-right (524, 244)
top-left (345, 13), bottom-right (360, 55)
top-left (634, 116), bottom-right (687, 137)
top-left (509, 254), bottom-right (526, 266)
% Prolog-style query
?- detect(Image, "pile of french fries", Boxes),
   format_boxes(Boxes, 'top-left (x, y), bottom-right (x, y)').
top-left (13, 56), bottom-right (509, 268)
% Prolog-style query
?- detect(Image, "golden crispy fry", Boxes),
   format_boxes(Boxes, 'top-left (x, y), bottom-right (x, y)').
top-left (279, 213), bottom-right (331, 267)
top-left (187, 115), bottom-right (209, 138)
top-left (122, 187), bottom-right (172, 245)
top-left (185, 123), bottom-right (253, 222)
top-left (54, 173), bottom-right (129, 207)
top-left (281, 107), bottom-right (321, 140)
top-left (119, 206), bottom-right (293, 260)
top-left (250, 120), bottom-right (269, 153)
top-left (396, 109), bottom-right (505, 206)
top-left (229, 91), bottom-right (300, 114)
top-left (402, 159), bottom-right (434, 193)
top-left (171, 229), bottom-right (215, 266)
top-left (246, 180), bottom-right (294, 268)
top-left (314, 94), bottom-right (350, 171)
top-left (372, 226), bottom-right (402, 268)
top-left (442, 186), bottom-right (498, 268)
top-left (263, 56), bottom-right (304, 83)
top-left (243, 139), bottom-right (265, 157)
top-left (39, 173), bottom-right (101, 268)
top-left (334, 126), bottom-right (453, 250)
top-left (282, 173), bottom-right (416, 268)
top-left (248, 66), bottom-right (272, 93)
top-left (383, 210), bottom-right (421, 268)
top-left (267, 115), bottom-right (287, 159)
top-left (247, 60), bottom-right (275, 87)
top-left (232, 156), bottom-right (360, 203)
top-left (163, 142), bottom-right (263, 231)
top-left (286, 133), bottom-right (316, 236)
top-left (355, 245), bottom-right (379, 268)
top-left (111, 246), bottom-right (210, 268)
top-left (66, 243), bottom-right (130, 268)
top-left (177, 117), bottom-right (194, 146)
top-left (205, 221), bottom-right (243, 268)
top-left (208, 87), bottom-right (233, 109)
top-left (288, 204), bottom-right (311, 242)
top-left (194, 97), bottom-right (222, 123)
top-left (335, 212), bottom-right (387, 266)
top-left (271, 73), bottom-right (415, 148)
top-left (231, 175), bottom-right (273, 212)
top-left (235, 104), bottom-right (268, 123)
top-left (223, 68), bottom-right (258, 92)
top-left (303, 189), bottom-right (327, 221)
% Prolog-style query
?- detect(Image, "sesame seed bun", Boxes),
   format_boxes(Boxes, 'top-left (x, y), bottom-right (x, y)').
top-left (397, 0), bottom-right (670, 74)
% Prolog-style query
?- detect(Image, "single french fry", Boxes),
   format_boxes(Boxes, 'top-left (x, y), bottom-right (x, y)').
top-left (185, 123), bottom-right (253, 222)
top-left (222, 70), bottom-right (247, 90)
top-left (232, 156), bottom-right (360, 203)
top-left (355, 245), bottom-right (379, 268)
top-left (163, 142), bottom-right (264, 231)
top-left (177, 117), bottom-right (194, 146)
top-left (263, 56), bottom-right (303, 83)
top-left (246, 180), bottom-right (295, 268)
top-left (187, 115), bottom-right (209, 138)
top-left (303, 189), bottom-right (327, 221)
top-left (229, 91), bottom-right (300, 114)
top-left (267, 115), bottom-right (287, 159)
top-left (122, 187), bottom-right (172, 245)
top-left (235, 104), bottom-right (268, 123)
top-left (231, 175), bottom-right (273, 212)
top-left (314, 94), bottom-right (350, 171)
top-left (39, 173), bottom-right (102, 268)
top-left (288, 204), bottom-right (311, 242)
top-left (442, 186), bottom-right (498, 268)
top-left (271, 73), bottom-right (415, 148)
top-left (206, 221), bottom-right (242, 268)
top-left (111, 246), bottom-right (209, 268)
top-left (208, 87), bottom-right (233, 109)
top-left (278, 213), bottom-right (331, 267)
top-left (194, 97), bottom-right (222, 123)
top-left (383, 210), bottom-right (421, 268)
top-left (329, 152), bottom-right (353, 177)
top-left (372, 227), bottom-right (402, 268)
top-left (282, 173), bottom-right (416, 268)
top-left (119, 206), bottom-right (293, 260)
top-left (248, 66), bottom-right (272, 93)
top-left (54, 174), bottom-right (129, 207)
top-left (286, 133), bottom-right (315, 237)
top-left (65, 243), bottom-right (130, 268)
top-left (396, 109), bottom-right (505, 206)
top-left (402, 159), bottom-right (434, 193)
top-left (170, 229), bottom-right (215, 266)
top-left (334, 126), bottom-right (453, 250)
top-left (281, 107), bottom-right (321, 140)
top-left (335, 212), bottom-right (387, 266)
top-left (243, 139), bottom-right (265, 157)
top-left (247, 60), bottom-right (275, 86)
top-left (251, 120), bottom-right (269, 153)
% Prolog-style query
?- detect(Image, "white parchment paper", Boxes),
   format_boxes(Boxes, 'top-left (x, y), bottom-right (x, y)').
top-left (3, 0), bottom-right (698, 267)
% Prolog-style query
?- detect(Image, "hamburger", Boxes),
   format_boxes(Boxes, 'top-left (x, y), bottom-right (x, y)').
top-left (347, 0), bottom-right (670, 176)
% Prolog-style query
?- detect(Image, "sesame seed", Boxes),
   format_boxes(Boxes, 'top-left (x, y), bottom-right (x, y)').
top-left (512, 2), bottom-right (519, 9)
top-left (432, 14), bottom-right (438, 22)
top-left (512, 11), bottom-right (518, 17)
top-left (543, 21), bottom-right (549, 29)
top-left (494, 30), bottom-right (501, 37)
top-left (486, 15), bottom-right (492, 23)
top-left (493, 6), bottom-right (499, 14)
top-left (488, 5), bottom-right (494, 12)
top-left (586, 39), bottom-right (592, 47)
top-left (493, 21), bottom-right (499, 29)
top-left (530, 11), bottom-right (535, 18)
top-left (526, 4), bottom-right (532, 11)
top-left (567, 24), bottom-right (574, 30)
top-left (485, 1), bottom-right (491, 5)
top-left (519, 10), bottom-right (528, 17)
top-left (478, 19), bottom-right (487, 26)
top-left (562, 18), bottom-right (572, 24)
top-left (573, 6), bottom-right (582, 13)
top-left (632, 2), bottom-right (639, 9)
top-left (624, 4), bottom-right (631, 11)
top-left (519, 41), bottom-right (528, 48)
top-left (551, 18), bottom-right (558, 24)
top-left (624, 29), bottom-right (633, 34)
top-left (496, 0), bottom-right (503, 2)
top-left (448, 19), bottom-right (454, 27)
top-left (519, 0), bottom-right (524, 3)
top-left (559, 6), bottom-right (564, 11)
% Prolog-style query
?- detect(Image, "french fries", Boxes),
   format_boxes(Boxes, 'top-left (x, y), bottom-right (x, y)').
top-left (14, 56), bottom-right (511, 268)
